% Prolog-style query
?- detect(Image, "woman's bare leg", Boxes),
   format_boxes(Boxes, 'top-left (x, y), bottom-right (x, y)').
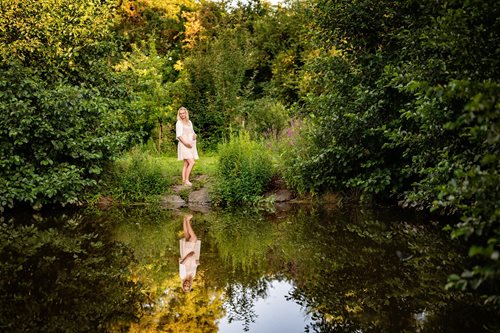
top-left (183, 215), bottom-right (197, 242)
top-left (182, 160), bottom-right (189, 184)
top-left (185, 159), bottom-right (195, 184)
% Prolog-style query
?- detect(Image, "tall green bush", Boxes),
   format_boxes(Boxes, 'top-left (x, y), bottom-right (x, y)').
top-left (278, 118), bottom-right (322, 195)
top-left (0, 0), bottom-right (136, 209)
top-left (103, 147), bottom-right (172, 202)
top-left (236, 97), bottom-right (289, 138)
top-left (114, 40), bottom-right (176, 145)
top-left (213, 132), bottom-right (273, 206)
top-left (179, 26), bottom-right (252, 149)
top-left (283, 0), bottom-right (499, 304)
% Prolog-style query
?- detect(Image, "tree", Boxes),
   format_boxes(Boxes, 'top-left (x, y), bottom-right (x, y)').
top-left (0, 0), bottom-right (136, 209)
top-left (282, 0), bottom-right (500, 304)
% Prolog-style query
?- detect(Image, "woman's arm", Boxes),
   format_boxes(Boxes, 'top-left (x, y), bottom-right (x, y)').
top-left (176, 121), bottom-right (183, 139)
top-left (176, 121), bottom-right (192, 148)
top-left (179, 251), bottom-right (195, 263)
top-left (178, 136), bottom-right (192, 148)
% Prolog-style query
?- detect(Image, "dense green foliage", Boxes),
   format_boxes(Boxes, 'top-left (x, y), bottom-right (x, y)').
top-left (114, 41), bottom-right (174, 144)
top-left (101, 146), bottom-right (172, 202)
top-left (213, 132), bottom-right (273, 205)
top-left (1, 0), bottom-right (498, 308)
top-left (0, 0), bottom-right (136, 209)
top-left (279, 0), bottom-right (499, 303)
top-left (0, 213), bottom-right (143, 332)
top-left (170, 0), bottom-right (306, 148)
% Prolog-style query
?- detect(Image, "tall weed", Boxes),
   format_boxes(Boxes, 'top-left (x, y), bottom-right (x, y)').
top-left (213, 132), bottom-right (273, 206)
top-left (104, 147), bottom-right (171, 202)
top-left (273, 119), bottom-right (317, 195)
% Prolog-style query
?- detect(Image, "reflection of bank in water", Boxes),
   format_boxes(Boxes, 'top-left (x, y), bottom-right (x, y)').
top-left (58, 206), bottom-right (498, 332)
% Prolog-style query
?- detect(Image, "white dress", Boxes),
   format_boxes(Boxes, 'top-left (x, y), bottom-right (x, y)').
top-left (176, 120), bottom-right (199, 161)
top-left (179, 239), bottom-right (201, 279)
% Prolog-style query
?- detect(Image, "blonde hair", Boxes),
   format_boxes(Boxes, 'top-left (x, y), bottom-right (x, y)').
top-left (181, 275), bottom-right (193, 292)
top-left (177, 107), bottom-right (189, 122)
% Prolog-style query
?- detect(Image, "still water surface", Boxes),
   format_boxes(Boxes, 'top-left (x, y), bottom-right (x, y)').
top-left (1, 204), bottom-right (498, 332)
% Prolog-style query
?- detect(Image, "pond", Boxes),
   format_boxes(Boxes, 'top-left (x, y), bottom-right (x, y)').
top-left (1, 204), bottom-right (499, 332)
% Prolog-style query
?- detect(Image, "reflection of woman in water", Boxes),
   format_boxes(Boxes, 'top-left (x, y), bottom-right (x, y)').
top-left (179, 214), bottom-right (201, 292)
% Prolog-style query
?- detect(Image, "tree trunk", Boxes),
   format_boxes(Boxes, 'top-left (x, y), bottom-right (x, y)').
top-left (158, 119), bottom-right (163, 153)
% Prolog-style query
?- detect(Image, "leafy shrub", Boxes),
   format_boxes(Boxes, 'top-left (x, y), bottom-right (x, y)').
top-left (0, 70), bottom-right (131, 210)
top-left (236, 97), bottom-right (289, 138)
top-left (277, 119), bottom-right (320, 195)
top-left (104, 147), bottom-right (172, 202)
top-left (213, 132), bottom-right (273, 206)
top-left (114, 40), bottom-right (176, 145)
top-left (0, 0), bottom-right (135, 210)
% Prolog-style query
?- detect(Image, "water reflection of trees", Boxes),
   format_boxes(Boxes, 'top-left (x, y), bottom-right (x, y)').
top-left (202, 212), bottom-right (278, 331)
top-left (14, 206), bottom-right (495, 332)
top-left (280, 206), bottom-right (496, 332)
top-left (224, 283), bottom-right (259, 332)
top-left (116, 273), bottom-right (224, 333)
top-left (203, 206), bottom-right (499, 332)
top-left (0, 212), bottom-right (143, 333)
top-left (109, 210), bottom-right (225, 333)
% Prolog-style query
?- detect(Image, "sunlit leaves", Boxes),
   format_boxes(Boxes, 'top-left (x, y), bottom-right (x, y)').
top-left (0, 0), bottom-right (134, 209)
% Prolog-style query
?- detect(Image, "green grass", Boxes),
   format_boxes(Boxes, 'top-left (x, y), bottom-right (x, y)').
top-left (97, 146), bottom-right (219, 203)
top-left (157, 153), bottom-right (218, 180)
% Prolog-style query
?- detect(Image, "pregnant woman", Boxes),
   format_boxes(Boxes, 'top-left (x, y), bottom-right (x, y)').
top-left (179, 214), bottom-right (201, 292)
top-left (176, 107), bottom-right (199, 186)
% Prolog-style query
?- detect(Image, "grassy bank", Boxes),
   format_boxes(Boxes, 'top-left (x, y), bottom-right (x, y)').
top-left (91, 146), bottom-right (218, 205)
top-left (91, 133), bottom-right (286, 208)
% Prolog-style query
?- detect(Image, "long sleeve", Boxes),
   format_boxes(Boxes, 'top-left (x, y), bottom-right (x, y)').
top-left (176, 121), bottom-right (183, 139)
top-left (190, 120), bottom-right (195, 135)
top-left (179, 263), bottom-right (187, 279)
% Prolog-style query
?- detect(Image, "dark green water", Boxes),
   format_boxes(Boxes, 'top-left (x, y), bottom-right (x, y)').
top-left (1, 204), bottom-right (498, 332)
